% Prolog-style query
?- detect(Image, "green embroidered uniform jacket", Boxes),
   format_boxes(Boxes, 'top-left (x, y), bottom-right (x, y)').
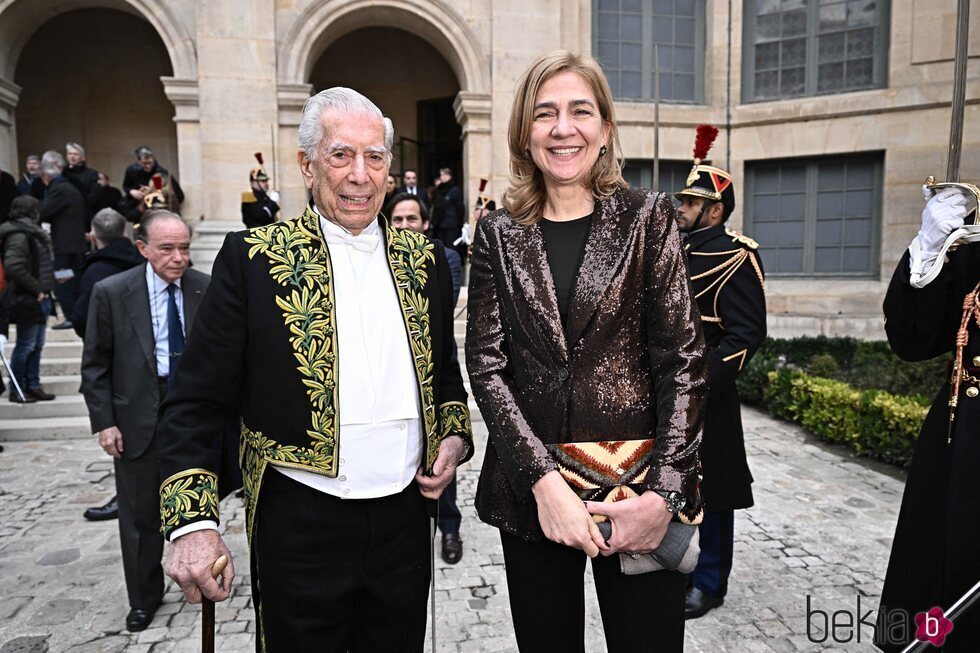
top-left (157, 207), bottom-right (474, 540)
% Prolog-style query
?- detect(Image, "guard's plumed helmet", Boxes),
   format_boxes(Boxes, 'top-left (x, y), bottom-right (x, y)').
top-left (674, 125), bottom-right (735, 221)
top-left (249, 152), bottom-right (269, 182)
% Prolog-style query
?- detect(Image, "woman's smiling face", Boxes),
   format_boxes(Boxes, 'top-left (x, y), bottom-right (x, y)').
top-left (528, 70), bottom-right (610, 191)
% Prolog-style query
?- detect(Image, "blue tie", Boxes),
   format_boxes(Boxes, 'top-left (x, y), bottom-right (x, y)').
top-left (167, 284), bottom-right (184, 391)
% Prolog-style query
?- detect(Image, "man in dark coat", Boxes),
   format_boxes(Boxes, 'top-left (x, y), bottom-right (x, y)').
top-left (0, 165), bottom-right (15, 222)
top-left (122, 147), bottom-right (184, 207)
top-left (72, 208), bottom-right (144, 338)
top-left (674, 138), bottom-right (767, 619)
top-left (15, 155), bottom-right (39, 196)
top-left (39, 158), bottom-right (88, 329)
top-left (63, 143), bottom-right (101, 224)
top-left (431, 167), bottom-right (466, 259)
top-left (93, 172), bottom-right (123, 213)
top-left (875, 186), bottom-right (980, 652)
top-left (81, 211), bottom-right (210, 633)
top-left (157, 88), bottom-right (472, 650)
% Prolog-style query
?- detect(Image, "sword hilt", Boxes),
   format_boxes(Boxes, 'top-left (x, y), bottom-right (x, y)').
top-left (925, 176), bottom-right (980, 226)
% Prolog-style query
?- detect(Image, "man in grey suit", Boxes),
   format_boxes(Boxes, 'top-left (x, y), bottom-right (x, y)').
top-left (81, 210), bottom-right (208, 632)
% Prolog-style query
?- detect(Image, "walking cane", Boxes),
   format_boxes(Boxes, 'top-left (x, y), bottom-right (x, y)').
top-left (0, 348), bottom-right (27, 402)
top-left (203, 554), bottom-right (229, 653)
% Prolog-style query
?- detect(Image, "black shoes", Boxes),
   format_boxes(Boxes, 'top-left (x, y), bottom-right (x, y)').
top-left (83, 496), bottom-right (119, 521)
top-left (126, 606), bottom-right (157, 632)
top-left (685, 587), bottom-right (724, 620)
top-left (51, 320), bottom-right (74, 330)
top-left (441, 532), bottom-right (463, 565)
top-left (27, 387), bottom-right (55, 401)
top-left (9, 392), bottom-right (37, 403)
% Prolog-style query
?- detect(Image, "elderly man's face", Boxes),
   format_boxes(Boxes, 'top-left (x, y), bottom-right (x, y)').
top-left (298, 109), bottom-right (389, 235)
top-left (139, 156), bottom-right (155, 173)
top-left (66, 147), bottom-right (83, 166)
top-left (136, 217), bottom-right (191, 284)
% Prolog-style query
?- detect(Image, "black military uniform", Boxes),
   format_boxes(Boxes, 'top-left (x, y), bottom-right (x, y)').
top-left (876, 240), bottom-right (980, 652)
top-left (241, 154), bottom-right (279, 229)
top-left (675, 133), bottom-right (767, 616)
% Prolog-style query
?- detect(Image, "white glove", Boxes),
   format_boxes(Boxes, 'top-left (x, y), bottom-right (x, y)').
top-left (0, 334), bottom-right (7, 350)
top-left (267, 190), bottom-right (281, 204)
top-left (916, 186), bottom-right (976, 257)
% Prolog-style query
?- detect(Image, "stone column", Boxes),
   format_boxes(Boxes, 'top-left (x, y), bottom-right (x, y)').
top-left (454, 91), bottom-right (493, 230)
top-left (0, 77), bottom-right (21, 172)
top-left (162, 77), bottom-right (202, 222)
top-left (276, 82), bottom-right (313, 218)
top-left (194, 2), bottom-right (279, 224)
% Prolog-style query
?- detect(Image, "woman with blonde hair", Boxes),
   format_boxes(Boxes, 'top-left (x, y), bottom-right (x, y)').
top-left (466, 50), bottom-right (706, 651)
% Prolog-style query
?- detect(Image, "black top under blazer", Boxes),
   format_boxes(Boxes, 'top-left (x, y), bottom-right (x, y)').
top-left (466, 186), bottom-right (707, 542)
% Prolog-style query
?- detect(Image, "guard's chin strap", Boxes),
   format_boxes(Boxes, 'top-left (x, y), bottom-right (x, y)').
top-left (688, 203), bottom-right (710, 233)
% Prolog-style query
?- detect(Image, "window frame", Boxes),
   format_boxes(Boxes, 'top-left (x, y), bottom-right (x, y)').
top-left (592, 0), bottom-right (707, 104)
top-left (741, 0), bottom-right (890, 103)
top-left (743, 152), bottom-right (884, 279)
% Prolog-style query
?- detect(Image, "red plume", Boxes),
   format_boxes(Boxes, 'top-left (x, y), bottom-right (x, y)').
top-left (478, 178), bottom-right (488, 192)
top-left (254, 152), bottom-right (264, 166)
top-left (693, 125), bottom-right (719, 162)
top-left (151, 174), bottom-right (163, 190)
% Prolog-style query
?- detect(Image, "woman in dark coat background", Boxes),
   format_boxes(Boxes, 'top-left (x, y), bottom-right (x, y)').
top-left (466, 51), bottom-right (706, 652)
top-left (0, 195), bottom-right (56, 403)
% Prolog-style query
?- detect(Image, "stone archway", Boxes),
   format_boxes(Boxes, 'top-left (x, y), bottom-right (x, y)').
top-left (276, 0), bottom-right (492, 213)
top-left (0, 0), bottom-right (200, 214)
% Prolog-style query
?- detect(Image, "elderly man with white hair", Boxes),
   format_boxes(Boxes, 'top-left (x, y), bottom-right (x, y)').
top-left (157, 87), bottom-right (473, 650)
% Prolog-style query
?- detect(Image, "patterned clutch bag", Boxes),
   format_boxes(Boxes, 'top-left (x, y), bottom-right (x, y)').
top-left (545, 439), bottom-right (655, 506)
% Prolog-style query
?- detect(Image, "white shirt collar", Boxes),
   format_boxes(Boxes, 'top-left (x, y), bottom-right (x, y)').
top-left (313, 203), bottom-right (382, 239)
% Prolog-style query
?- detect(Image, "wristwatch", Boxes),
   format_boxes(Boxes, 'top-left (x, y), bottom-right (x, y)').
top-left (653, 490), bottom-right (687, 513)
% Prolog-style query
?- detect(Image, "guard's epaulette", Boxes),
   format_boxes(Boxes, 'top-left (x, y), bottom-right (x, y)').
top-left (725, 227), bottom-right (758, 250)
top-left (241, 191), bottom-right (257, 203)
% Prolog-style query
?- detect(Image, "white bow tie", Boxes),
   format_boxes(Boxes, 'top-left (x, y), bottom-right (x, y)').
top-left (324, 231), bottom-right (381, 253)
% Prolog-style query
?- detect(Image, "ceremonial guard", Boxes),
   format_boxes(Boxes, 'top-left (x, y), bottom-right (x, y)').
top-left (876, 183), bottom-right (980, 652)
top-left (240, 153), bottom-right (280, 228)
top-left (674, 126), bottom-right (767, 619)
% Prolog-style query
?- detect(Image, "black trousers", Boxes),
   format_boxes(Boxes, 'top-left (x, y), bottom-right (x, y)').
top-left (252, 469), bottom-right (431, 652)
top-left (437, 475), bottom-right (461, 534)
top-left (501, 531), bottom-right (687, 653)
top-left (114, 433), bottom-right (164, 610)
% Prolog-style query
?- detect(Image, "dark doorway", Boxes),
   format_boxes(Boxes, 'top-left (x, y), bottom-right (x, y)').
top-left (416, 96), bottom-right (463, 194)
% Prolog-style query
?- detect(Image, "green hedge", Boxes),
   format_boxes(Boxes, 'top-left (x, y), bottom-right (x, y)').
top-left (736, 336), bottom-right (942, 468)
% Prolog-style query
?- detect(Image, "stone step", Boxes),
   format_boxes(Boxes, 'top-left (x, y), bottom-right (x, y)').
top-left (4, 340), bottom-right (82, 359)
top-left (0, 415), bottom-right (90, 441)
top-left (36, 375), bottom-right (82, 395)
top-left (10, 325), bottom-right (83, 343)
top-left (39, 357), bottom-right (81, 376)
top-left (0, 393), bottom-right (87, 419)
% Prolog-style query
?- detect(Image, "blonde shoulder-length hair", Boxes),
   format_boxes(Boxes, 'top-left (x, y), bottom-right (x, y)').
top-left (503, 51), bottom-right (626, 226)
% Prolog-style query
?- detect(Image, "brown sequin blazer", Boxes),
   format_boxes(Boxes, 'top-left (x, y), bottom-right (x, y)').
top-left (466, 186), bottom-right (707, 541)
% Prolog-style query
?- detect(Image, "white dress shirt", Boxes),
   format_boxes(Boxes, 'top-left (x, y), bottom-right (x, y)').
top-left (274, 211), bottom-right (422, 497)
top-left (146, 263), bottom-right (184, 376)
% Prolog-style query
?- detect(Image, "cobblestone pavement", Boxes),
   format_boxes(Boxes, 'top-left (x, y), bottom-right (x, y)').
top-left (0, 310), bottom-right (909, 652)
top-left (0, 406), bottom-right (907, 652)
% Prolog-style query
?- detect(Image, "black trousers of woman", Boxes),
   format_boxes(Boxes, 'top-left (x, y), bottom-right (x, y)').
top-left (501, 531), bottom-right (687, 652)
top-left (252, 469), bottom-right (431, 652)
